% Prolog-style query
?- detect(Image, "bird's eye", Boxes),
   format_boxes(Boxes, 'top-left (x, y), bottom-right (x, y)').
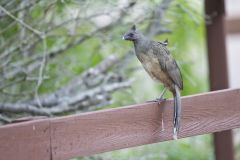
top-left (129, 33), bottom-right (134, 37)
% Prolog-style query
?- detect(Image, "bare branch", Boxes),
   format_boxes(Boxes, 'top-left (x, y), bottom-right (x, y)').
top-left (0, 103), bottom-right (51, 116)
top-left (28, 55), bottom-right (121, 107)
top-left (35, 36), bottom-right (47, 107)
top-left (0, 5), bottom-right (44, 38)
top-left (0, 80), bottom-right (132, 116)
top-left (0, 0), bottom-right (40, 17)
top-left (0, 114), bottom-right (12, 123)
top-left (0, 76), bottom-right (26, 90)
top-left (146, 0), bottom-right (173, 38)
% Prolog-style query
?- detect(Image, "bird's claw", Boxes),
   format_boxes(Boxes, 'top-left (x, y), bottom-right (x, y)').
top-left (147, 98), bottom-right (166, 104)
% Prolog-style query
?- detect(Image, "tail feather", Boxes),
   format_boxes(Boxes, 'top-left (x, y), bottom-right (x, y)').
top-left (173, 85), bottom-right (181, 140)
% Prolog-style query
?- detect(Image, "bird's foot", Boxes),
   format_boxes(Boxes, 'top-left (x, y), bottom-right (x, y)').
top-left (147, 98), bottom-right (166, 105)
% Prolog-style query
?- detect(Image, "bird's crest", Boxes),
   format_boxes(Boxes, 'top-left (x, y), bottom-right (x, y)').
top-left (131, 24), bottom-right (136, 31)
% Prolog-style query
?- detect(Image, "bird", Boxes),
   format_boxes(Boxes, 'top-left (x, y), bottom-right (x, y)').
top-left (122, 25), bottom-right (183, 139)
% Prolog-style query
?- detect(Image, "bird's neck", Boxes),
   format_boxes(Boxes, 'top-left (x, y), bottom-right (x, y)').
top-left (133, 37), bottom-right (150, 54)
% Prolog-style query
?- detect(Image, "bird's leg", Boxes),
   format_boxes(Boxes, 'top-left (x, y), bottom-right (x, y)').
top-left (158, 87), bottom-right (167, 101)
top-left (154, 87), bottom-right (167, 104)
top-left (146, 87), bottom-right (167, 132)
top-left (146, 87), bottom-right (167, 104)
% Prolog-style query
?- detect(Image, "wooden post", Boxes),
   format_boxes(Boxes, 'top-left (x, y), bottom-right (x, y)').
top-left (205, 0), bottom-right (234, 160)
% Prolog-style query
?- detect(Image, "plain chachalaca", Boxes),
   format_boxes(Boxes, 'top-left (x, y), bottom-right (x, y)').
top-left (123, 25), bottom-right (183, 139)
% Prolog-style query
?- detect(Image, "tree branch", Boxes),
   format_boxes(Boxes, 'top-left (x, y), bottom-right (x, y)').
top-left (0, 5), bottom-right (44, 38)
top-left (0, 80), bottom-right (132, 116)
top-left (146, 0), bottom-right (173, 38)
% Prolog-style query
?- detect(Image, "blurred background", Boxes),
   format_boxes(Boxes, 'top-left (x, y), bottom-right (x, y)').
top-left (0, 0), bottom-right (239, 160)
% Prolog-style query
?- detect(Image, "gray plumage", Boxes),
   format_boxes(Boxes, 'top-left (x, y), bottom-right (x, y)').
top-left (123, 25), bottom-right (183, 139)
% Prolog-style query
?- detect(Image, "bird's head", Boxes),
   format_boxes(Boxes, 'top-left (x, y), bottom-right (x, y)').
top-left (122, 25), bottom-right (142, 41)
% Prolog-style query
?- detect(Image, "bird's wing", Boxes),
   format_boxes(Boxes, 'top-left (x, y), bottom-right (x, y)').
top-left (152, 42), bottom-right (183, 89)
top-left (165, 58), bottom-right (183, 89)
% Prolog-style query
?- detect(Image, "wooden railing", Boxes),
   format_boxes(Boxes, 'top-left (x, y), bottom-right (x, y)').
top-left (0, 88), bottom-right (240, 160)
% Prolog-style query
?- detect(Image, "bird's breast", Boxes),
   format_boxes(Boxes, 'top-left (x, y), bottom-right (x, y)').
top-left (137, 51), bottom-right (169, 83)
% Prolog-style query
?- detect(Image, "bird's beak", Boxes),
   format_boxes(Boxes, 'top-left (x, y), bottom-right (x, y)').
top-left (122, 33), bottom-right (132, 41)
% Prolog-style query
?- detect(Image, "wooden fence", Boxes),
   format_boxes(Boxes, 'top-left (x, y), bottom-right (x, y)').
top-left (0, 88), bottom-right (240, 160)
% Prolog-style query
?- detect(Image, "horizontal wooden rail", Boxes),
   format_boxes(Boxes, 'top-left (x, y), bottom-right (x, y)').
top-left (0, 89), bottom-right (240, 160)
top-left (226, 18), bottom-right (240, 34)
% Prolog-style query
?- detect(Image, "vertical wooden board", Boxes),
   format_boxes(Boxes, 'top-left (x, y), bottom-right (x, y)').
top-left (205, 0), bottom-right (234, 159)
top-left (0, 119), bottom-right (51, 160)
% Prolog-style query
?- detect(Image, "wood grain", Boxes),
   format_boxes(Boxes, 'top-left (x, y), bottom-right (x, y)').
top-left (226, 18), bottom-right (240, 34)
top-left (50, 88), bottom-right (240, 160)
top-left (0, 89), bottom-right (240, 160)
top-left (0, 119), bottom-right (51, 160)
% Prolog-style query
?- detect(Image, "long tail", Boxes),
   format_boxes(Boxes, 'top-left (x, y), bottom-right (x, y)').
top-left (173, 84), bottom-right (181, 140)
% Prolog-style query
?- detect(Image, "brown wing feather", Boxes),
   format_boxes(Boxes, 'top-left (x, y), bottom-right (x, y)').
top-left (165, 59), bottom-right (183, 89)
top-left (151, 41), bottom-right (183, 89)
